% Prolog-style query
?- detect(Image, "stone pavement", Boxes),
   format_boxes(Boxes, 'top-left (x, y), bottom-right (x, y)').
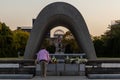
top-left (0, 76), bottom-right (120, 80)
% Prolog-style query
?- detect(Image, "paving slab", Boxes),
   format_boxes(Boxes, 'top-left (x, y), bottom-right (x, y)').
top-left (1, 76), bottom-right (120, 80)
top-left (0, 74), bottom-right (33, 79)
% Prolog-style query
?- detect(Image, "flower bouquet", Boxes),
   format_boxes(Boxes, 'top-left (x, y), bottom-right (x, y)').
top-left (51, 56), bottom-right (57, 64)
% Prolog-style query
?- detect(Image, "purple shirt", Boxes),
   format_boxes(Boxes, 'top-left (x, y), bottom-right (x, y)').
top-left (37, 49), bottom-right (50, 62)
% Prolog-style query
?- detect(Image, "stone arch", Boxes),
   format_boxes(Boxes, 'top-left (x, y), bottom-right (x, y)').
top-left (24, 2), bottom-right (97, 60)
top-left (54, 29), bottom-right (64, 35)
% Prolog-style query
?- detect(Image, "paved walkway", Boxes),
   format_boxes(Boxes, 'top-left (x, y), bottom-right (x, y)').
top-left (0, 76), bottom-right (120, 80)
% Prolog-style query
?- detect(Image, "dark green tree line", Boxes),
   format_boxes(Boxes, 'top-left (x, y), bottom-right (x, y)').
top-left (93, 21), bottom-right (120, 57)
top-left (13, 30), bottom-right (29, 56)
top-left (0, 22), bottom-right (29, 57)
top-left (62, 31), bottom-right (83, 53)
top-left (0, 22), bottom-right (15, 57)
top-left (1, 20), bottom-right (120, 58)
top-left (103, 22), bottom-right (120, 57)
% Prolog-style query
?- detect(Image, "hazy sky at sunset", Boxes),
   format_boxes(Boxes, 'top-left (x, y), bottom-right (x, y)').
top-left (0, 0), bottom-right (120, 36)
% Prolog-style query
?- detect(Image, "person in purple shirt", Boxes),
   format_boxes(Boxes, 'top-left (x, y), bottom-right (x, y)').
top-left (35, 47), bottom-right (51, 77)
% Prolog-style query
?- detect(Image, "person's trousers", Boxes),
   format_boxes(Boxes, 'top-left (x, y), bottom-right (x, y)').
top-left (40, 60), bottom-right (47, 77)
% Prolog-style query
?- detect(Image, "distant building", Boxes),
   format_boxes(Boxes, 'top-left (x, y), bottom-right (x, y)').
top-left (17, 26), bottom-right (50, 38)
top-left (17, 26), bottom-right (32, 33)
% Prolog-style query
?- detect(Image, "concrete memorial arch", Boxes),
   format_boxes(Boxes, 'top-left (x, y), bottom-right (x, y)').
top-left (24, 2), bottom-right (97, 60)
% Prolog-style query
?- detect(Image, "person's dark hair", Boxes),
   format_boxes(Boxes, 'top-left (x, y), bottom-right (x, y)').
top-left (41, 45), bottom-right (46, 49)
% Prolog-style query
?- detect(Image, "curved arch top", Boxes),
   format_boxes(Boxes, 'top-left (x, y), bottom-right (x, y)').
top-left (54, 29), bottom-right (65, 35)
top-left (24, 2), bottom-right (97, 60)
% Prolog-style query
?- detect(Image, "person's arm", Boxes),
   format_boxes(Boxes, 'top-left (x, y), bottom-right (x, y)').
top-left (47, 52), bottom-right (51, 63)
top-left (35, 59), bottom-right (38, 64)
top-left (35, 53), bottom-right (38, 64)
top-left (48, 54), bottom-right (51, 61)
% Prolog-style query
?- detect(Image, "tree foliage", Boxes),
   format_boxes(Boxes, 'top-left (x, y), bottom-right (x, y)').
top-left (92, 36), bottom-right (105, 57)
top-left (93, 22), bottom-right (120, 57)
top-left (103, 23), bottom-right (120, 57)
top-left (0, 22), bottom-right (15, 57)
top-left (13, 30), bottom-right (29, 56)
top-left (0, 22), bottom-right (29, 57)
top-left (62, 31), bottom-right (82, 53)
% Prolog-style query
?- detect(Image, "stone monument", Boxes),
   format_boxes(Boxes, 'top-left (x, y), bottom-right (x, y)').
top-left (24, 2), bottom-right (97, 60)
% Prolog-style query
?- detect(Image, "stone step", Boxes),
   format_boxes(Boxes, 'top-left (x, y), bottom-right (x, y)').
top-left (88, 74), bottom-right (120, 79)
top-left (0, 74), bottom-right (33, 79)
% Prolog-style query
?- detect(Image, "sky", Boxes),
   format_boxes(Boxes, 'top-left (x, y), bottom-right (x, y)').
top-left (0, 0), bottom-right (120, 36)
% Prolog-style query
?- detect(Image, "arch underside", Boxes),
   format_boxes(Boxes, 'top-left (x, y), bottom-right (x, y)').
top-left (24, 2), bottom-right (97, 60)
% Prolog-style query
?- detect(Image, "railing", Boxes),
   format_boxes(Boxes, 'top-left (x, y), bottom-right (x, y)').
top-left (50, 53), bottom-right (86, 58)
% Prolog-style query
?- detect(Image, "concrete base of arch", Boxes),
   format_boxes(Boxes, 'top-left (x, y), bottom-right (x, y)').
top-left (24, 2), bottom-right (97, 60)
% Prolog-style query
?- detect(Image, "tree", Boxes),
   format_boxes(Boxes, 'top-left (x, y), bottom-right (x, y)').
top-left (92, 36), bottom-right (105, 57)
top-left (13, 30), bottom-right (29, 56)
top-left (0, 22), bottom-right (30, 57)
top-left (103, 23), bottom-right (120, 57)
top-left (62, 31), bottom-right (82, 53)
top-left (92, 22), bottom-right (120, 57)
top-left (0, 22), bottom-right (15, 57)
